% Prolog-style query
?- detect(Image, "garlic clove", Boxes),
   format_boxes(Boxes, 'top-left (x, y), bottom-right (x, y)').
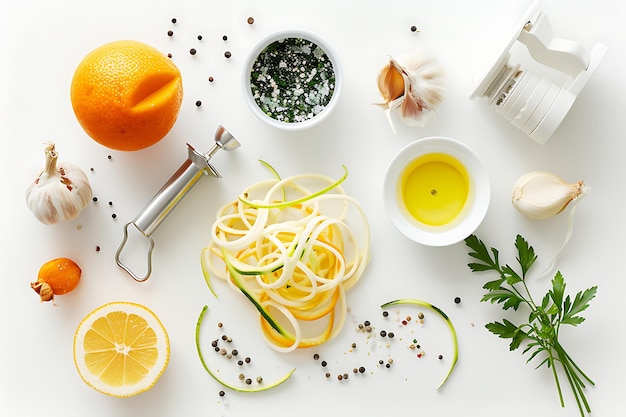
top-left (512, 171), bottom-right (586, 220)
top-left (374, 53), bottom-right (445, 133)
top-left (377, 59), bottom-right (405, 103)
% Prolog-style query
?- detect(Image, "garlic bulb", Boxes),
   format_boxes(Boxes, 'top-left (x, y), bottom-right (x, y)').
top-left (26, 143), bottom-right (93, 224)
top-left (375, 52), bottom-right (445, 133)
top-left (512, 171), bottom-right (586, 220)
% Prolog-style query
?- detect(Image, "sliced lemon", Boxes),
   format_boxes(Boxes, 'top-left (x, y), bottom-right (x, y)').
top-left (73, 301), bottom-right (170, 397)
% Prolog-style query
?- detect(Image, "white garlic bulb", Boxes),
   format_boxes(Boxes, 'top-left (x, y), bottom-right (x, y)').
top-left (512, 171), bottom-right (586, 220)
top-left (375, 52), bottom-right (445, 133)
top-left (26, 142), bottom-right (93, 224)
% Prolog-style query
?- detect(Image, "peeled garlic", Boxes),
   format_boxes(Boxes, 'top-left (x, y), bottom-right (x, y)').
top-left (26, 142), bottom-right (93, 224)
top-left (375, 52), bottom-right (445, 133)
top-left (512, 171), bottom-right (586, 220)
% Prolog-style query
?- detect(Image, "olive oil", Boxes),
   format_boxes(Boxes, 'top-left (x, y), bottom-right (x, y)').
top-left (401, 153), bottom-right (469, 226)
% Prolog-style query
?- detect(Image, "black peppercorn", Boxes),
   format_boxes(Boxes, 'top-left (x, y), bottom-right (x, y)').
top-left (167, 30), bottom-right (173, 37)
top-left (190, 48), bottom-right (197, 55)
top-left (224, 51), bottom-right (232, 58)
top-left (454, 296), bottom-right (461, 304)
top-left (247, 17), bottom-right (255, 24)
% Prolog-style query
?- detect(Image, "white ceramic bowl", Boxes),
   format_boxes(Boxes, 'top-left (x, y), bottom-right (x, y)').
top-left (383, 137), bottom-right (490, 246)
top-left (242, 29), bottom-right (342, 131)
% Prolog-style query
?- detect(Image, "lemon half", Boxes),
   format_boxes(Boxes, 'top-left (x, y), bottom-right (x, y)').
top-left (73, 301), bottom-right (170, 397)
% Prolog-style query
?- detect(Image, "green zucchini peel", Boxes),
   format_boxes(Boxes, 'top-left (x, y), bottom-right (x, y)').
top-left (195, 305), bottom-right (295, 392)
top-left (381, 299), bottom-right (458, 389)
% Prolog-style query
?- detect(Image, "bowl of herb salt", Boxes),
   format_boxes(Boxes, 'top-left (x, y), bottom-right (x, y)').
top-left (243, 30), bottom-right (342, 130)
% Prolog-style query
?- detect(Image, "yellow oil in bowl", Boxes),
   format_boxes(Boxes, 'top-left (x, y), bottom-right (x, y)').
top-left (401, 153), bottom-right (469, 226)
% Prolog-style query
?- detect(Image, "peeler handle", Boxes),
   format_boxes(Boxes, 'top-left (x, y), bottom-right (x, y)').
top-left (115, 143), bottom-right (220, 282)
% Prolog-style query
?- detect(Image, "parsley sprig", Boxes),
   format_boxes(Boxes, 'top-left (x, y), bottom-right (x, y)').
top-left (464, 234), bottom-right (597, 416)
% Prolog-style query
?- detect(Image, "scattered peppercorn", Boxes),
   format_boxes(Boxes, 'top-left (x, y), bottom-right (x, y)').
top-left (438, 354), bottom-right (444, 360)
top-left (321, 360), bottom-right (327, 367)
top-left (385, 363), bottom-right (391, 368)
top-left (190, 48), bottom-right (197, 55)
top-left (195, 100), bottom-right (202, 107)
top-left (359, 366), bottom-right (366, 373)
top-left (217, 322), bottom-right (223, 328)
top-left (237, 360), bottom-right (244, 366)
top-left (107, 155), bottom-right (112, 160)
top-left (218, 390), bottom-right (225, 397)
top-left (337, 374), bottom-right (343, 381)
top-left (90, 167), bottom-right (94, 172)
top-left (231, 349), bottom-right (238, 356)
top-left (245, 378), bottom-right (252, 385)
top-left (208, 76), bottom-right (214, 82)
top-left (313, 353), bottom-right (320, 360)
top-left (171, 18), bottom-right (177, 24)
top-left (363, 320), bottom-right (370, 327)
top-left (343, 373), bottom-right (349, 380)
top-left (211, 340), bottom-right (218, 347)
top-left (197, 35), bottom-right (203, 40)
top-left (222, 35), bottom-right (228, 41)
top-left (95, 246), bottom-right (100, 252)
top-left (224, 51), bottom-right (232, 58)
top-left (167, 30), bottom-right (173, 37)
top-left (256, 376), bottom-right (263, 383)
top-left (247, 16), bottom-right (255, 24)
top-left (167, 53), bottom-right (172, 58)
top-left (388, 332), bottom-right (395, 338)
top-left (108, 201), bottom-right (113, 206)
top-left (418, 312), bottom-right (425, 319)
top-left (382, 311), bottom-right (389, 318)
top-left (111, 213), bottom-right (117, 219)
top-left (245, 357), bottom-right (251, 363)
top-left (325, 372), bottom-right (331, 378)
top-left (351, 342), bottom-right (357, 349)
top-left (380, 330), bottom-right (387, 337)
top-left (353, 368), bottom-right (358, 374)
top-left (238, 373), bottom-right (245, 380)
top-left (410, 25), bottom-right (419, 32)
top-left (454, 296), bottom-right (462, 304)
top-left (92, 197), bottom-right (98, 202)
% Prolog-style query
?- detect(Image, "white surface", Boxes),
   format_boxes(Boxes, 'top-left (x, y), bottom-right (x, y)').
top-left (1, 0), bottom-right (624, 416)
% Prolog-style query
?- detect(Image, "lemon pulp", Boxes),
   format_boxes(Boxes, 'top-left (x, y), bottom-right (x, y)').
top-left (401, 153), bottom-right (469, 226)
top-left (74, 302), bottom-right (169, 398)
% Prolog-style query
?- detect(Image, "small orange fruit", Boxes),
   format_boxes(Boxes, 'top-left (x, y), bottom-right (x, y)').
top-left (31, 258), bottom-right (81, 303)
top-left (70, 40), bottom-right (183, 151)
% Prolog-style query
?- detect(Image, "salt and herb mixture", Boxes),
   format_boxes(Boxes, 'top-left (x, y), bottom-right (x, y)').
top-left (250, 37), bottom-right (335, 123)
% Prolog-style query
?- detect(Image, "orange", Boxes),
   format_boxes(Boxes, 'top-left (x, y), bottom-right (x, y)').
top-left (73, 302), bottom-right (170, 397)
top-left (70, 40), bottom-right (183, 151)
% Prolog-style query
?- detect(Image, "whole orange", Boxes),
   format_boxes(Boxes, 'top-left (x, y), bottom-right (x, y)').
top-left (70, 40), bottom-right (183, 151)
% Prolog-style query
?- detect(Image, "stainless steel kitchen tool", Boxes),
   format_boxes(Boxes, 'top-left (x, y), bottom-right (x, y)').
top-left (115, 125), bottom-right (241, 282)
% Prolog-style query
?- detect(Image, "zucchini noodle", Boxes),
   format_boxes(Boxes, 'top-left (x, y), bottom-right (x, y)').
top-left (201, 166), bottom-right (370, 352)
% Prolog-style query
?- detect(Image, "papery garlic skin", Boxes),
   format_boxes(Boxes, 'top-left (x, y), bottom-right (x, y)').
top-left (375, 52), bottom-right (445, 133)
top-left (26, 143), bottom-right (93, 225)
top-left (512, 171), bottom-right (586, 220)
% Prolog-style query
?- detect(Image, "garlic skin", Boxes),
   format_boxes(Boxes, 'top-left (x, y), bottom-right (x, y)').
top-left (375, 52), bottom-right (445, 133)
top-left (26, 143), bottom-right (93, 224)
top-left (512, 171), bottom-right (586, 220)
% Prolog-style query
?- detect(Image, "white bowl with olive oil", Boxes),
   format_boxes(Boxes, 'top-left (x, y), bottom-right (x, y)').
top-left (384, 137), bottom-right (490, 246)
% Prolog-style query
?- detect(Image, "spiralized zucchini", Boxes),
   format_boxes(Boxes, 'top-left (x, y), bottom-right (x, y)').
top-left (202, 165), bottom-right (370, 352)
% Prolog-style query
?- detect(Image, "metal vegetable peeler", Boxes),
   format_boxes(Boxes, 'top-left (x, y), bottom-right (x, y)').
top-left (115, 125), bottom-right (241, 282)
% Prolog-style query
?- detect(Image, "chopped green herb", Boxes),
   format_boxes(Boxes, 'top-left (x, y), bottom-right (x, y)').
top-left (250, 37), bottom-right (335, 123)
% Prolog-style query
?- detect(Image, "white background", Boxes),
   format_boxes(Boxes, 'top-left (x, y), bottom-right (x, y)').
top-left (2, 0), bottom-right (624, 416)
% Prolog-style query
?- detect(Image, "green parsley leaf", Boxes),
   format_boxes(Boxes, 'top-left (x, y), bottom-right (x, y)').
top-left (464, 234), bottom-right (597, 417)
